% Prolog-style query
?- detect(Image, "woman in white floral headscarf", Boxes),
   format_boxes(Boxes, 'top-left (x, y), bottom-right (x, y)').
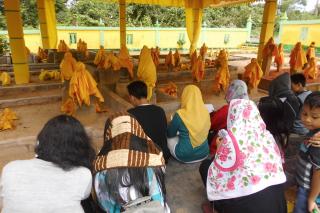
top-left (206, 99), bottom-right (287, 213)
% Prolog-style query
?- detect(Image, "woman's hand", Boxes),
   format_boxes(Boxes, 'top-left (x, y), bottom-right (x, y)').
top-left (309, 132), bottom-right (320, 147)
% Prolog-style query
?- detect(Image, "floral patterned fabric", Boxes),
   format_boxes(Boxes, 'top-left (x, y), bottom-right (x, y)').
top-left (207, 99), bottom-right (286, 201)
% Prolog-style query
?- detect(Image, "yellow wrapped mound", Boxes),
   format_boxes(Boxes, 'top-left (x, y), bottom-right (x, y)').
top-left (60, 52), bottom-right (77, 81)
top-left (165, 50), bottom-right (175, 68)
top-left (200, 43), bottom-right (208, 58)
top-left (57, 40), bottom-right (69, 52)
top-left (69, 62), bottom-right (104, 106)
top-left (213, 49), bottom-right (230, 93)
top-left (192, 55), bottom-right (205, 82)
top-left (174, 49), bottom-right (181, 68)
top-left (0, 72), bottom-right (11, 86)
top-left (159, 82), bottom-right (178, 97)
top-left (37, 47), bottom-right (47, 61)
top-left (103, 52), bottom-right (121, 71)
top-left (304, 57), bottom-right (318, 80)
top-left (94, 46), bottom-right (106, 68)
top-left (243, 58), bottom-right (263, 89)
top-left (61, 98), bottom-right (76, 115)
top-left (118, 45), bottom-right (134, 78)
top-left (39, 69), bottom-right (60, 81)
top-left (0, 108), bottom-right (18, 131)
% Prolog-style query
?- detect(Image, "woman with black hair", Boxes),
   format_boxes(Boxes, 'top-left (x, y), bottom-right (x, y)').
top-left (93, 112), bottom-right (169, 213)
top-left (0, 115), bottom-right (96, 213)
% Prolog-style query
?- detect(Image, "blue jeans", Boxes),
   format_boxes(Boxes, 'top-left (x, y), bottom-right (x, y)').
top-left (294, 187), bottom-right (320, 213)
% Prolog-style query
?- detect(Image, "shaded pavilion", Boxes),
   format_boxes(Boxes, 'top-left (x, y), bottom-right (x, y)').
top-left (3, 0), bottom-right (277, 84)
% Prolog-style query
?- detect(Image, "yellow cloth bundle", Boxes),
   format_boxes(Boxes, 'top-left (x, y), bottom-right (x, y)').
top-left (61, 98), bottom-right (76, 115)
top-left (137, 46), bottom-right (157, 100)
top-left (69, 62), bottom-right (104, 106)
top-left (177, 85), bottom-right (210, 148)
top-left (39, 69), bottom-right (60, 81)
top-left (118, 45), bottom-right (134, 78)
top-left (174, 49), bottom-right (181, 67)
top-left (307, 43), bottom-right (316, 59)
top-left (200, 43), bottom-right (208, 58)
top-left (151, 47), bottom-right (160, 67)
top-left (243, 58), bottom-right (263, 89)
top-left (192, 55), bottom-right (205, 82)
top-left (57, 40), bottom-right (69, 52)
top-left (94, 46), bottom-right (106, 68)
top-left (290, 42), bottom-right (308, 72)
top-left (165, 50), bottom-right (175, 68)
top-left (213, 49), bottom-right (230, 92)
top-left (103, 52), bottom-right (121, 71)
top-left (0, 72), bottom-right (11, 86)
top-left (262, 37), bottom-right (278, 59)
top-left (304, 57), bottom-right (318, 80)
top-left (37, 47), bottom-right (47, 61)
top-left (190, 50), bottom-right (198, 69)
top-left (60, 52), bottom-right (77, 81)
top-left (0, 108), bottom-right (18, 131)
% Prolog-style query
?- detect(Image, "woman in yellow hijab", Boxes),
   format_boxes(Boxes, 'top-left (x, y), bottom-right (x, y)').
top-left (137, 46), bottom-right (157, 101)
top-left (167, 85), bottom-right (210, 163)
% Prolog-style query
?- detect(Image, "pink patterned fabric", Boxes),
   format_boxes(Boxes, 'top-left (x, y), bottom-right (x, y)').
top-left (207, 99), bottom-right (286, 201)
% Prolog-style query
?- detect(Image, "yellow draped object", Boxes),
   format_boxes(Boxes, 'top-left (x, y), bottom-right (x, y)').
top-left (37, 47), bottom-right (47, 61)
top-left (118, 45), bottom-right (134, 78)
top-left (274, 43), bottom-right (284, 66)
top-left (185, 7), bottom-right (203, 54)
top-left (165, 50), bottom-right (175, 67)
top-left (159, 82), bottom-right (178, 97)
top-left (94, 46), bottom-right (106, 68)
top-left (307, 44), bottom-right (316, 59)
top-left (25, 46), bottom-right (31, 56)
top-left (177, 85), bottom-right (210, 148)
top-left (61, 98), bottom-right (76, 115)
top-left (174, 49), bottom-right (181, 67)
top-left (290, 42), bottom-right (307, 72)
top-left (243, 58), bottom-right (263, 89)
top-left (137, 46), bottom-right (157, 100)
top-left (57, 40), bottom-right (69, 52)
top-left (103, 52), bottom-right (121, 71)
top-left (190, 50), bottom-right (198, 68)
top-left (192, 55), bottom-right (205, 82)
top-left (69, 62), bottom-right (104, 106)
top-left (0, 108), bottom-right (18, 131)
top-left (151, 47), bottom-right (160, 67)
top-left (262, 37), bottom-right (278, 59)
top-left (200, 43), bottom-right (208, 58)
top-left (39, 69), bottom-right (60, 81)
top-left (213, 49), bottom-right (230, 92)
top-left (60, 52), bottom-right (77, 81)
top-left (304, 57), bottom-right (318, 80)
top-left (0, 72), bottom-right (11, 86)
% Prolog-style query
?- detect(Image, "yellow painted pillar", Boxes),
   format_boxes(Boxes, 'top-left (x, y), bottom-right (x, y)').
top-left (119, 0), bottom-right (126, 48)
top-left (257, 0), bottom-right (277, 67)
top-left (37, 0), bottom-right (58, 49)
top-left (4, 0), bottom-right (30, 84)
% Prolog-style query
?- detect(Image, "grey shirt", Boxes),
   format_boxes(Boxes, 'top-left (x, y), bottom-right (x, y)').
top-left (0, 158), bottom-right (92, 213)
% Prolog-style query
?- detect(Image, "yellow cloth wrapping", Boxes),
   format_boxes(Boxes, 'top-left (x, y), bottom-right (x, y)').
top-left (185, 7), bottom-right (203, 54)
top-left (37, 47), bottom-right (47, 61)
top-left (57, 40), bottom-right (69, 52)
top-left (0, 108), bottom-right (18, 131)
top-left (192, 55), bottom-right (205, 82)
top-left (39, 69), bottom-right (60, 81)
top-left (243, 58), bottom-right (263, 89)
top-left (0, 72), bottom-right (11, 86)
top-left (304, 57), bottom-right (318, 80)
top-left (274, 44), bottom-right (284, 66)
top-left (290, 42), bottom-right (307, 72)
top-left (174, 49), bottom-right (181, 67)
top-left (307, 44), bottom-right (316, 59)
top-left (200, 43), bottom-right (208, 58)
top-left (213, 49), bottom-right (230, 92)
top-left (262, 37), bottom-right (278, 59)
top-left (118, 45), bottom-right (134, 78)
top-left (103, 52), bottom-right (121, 71)
top-left (137, 46), bottom-right (157, 100)
top-left (69, 62), bottom-right (104, 106)
top-left (60, 52), bottom-right (77, 81)
top-left (94, 46), bottom-right (106, 68)
top-left (190, 50), bottom-right (198, 68)
top-left (61, 98), bottom-right (76, 115)
top-left (151, 47), bottom-right (160, 67)
top-left (165, 50), bottom-right (175, 67)
top-left (177, 85), bottom-right (210, 148)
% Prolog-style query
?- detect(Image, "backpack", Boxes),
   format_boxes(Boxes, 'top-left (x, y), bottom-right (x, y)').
top-left (258, 95), bottom-right (298, 135)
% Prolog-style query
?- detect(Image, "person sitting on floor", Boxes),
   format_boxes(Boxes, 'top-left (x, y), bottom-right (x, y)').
top-left (291, 73), bottom-right (312, 135)
top-left (206, 99), bottom-right (287, 213)
top-left (127, 80), bottom-right (171, 163)
top-left (0, 115), bottom-right (96, 213)
top-left (93, 112), bottom-right (169, 212)
top-left (208, 79), bottom-right (249, 155)
top-left (167, 85), bottom-right (210, 163)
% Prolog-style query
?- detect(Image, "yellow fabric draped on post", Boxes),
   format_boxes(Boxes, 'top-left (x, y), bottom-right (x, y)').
top-left (304, 57), bottom-right (318, 80)
top-left (137, 46), bottom-right (157, 100)
top-left (243, 58), bottom-right (263, 89)
top-left (60, 52), bottom-right (77, 81)
top-left (185, 7), bottom-right (203, 54)
top-left (177, 85), bottom-right (210, 148)
top-left (118, 45), bottom-right (134, 78)
top-left (69, 62), bottom-right (104, 106)
top-left (213, 49), bottom-right (230, 92)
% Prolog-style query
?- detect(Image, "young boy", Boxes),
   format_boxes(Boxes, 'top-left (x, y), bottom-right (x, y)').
top-left (291, 73), bottom-right (312, 135)
top-left (127, 80), bottom-right (171, 162)
top-left (294, 92), bottom-right (320, 213)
